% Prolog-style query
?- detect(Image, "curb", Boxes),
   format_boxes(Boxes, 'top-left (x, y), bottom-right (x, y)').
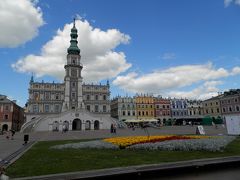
top-left (0, 141), bottom-right (36, 169)
top-left (12, 156), bottom-right (240, 180)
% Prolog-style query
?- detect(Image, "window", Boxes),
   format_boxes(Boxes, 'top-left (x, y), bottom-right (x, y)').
top-left (34, 92), bottom-right (39, 100)
top-left (4, 114), bottom-right (8, 119)
top-left (45, 92), bottom-right (50, 100)
top-left (72, 82), bottom-right (76, 87)
top-left (95, 105), bottom-right (99, 112)
top-left (236, 106), bottom-right (240, 111)
top-left (206, 110), bottom-right (208, 114)
top-left (216, 102), bottom-right (218, 105)
top-left (211, 109), bottom-right (214, 113)
top-left (54, 104), bottom-right (60, 112)
top-left (229, 107), bottom-right (232, 112)
top-left (55, 94), bottom-right (59, 100)
top-left (128, 111), bottom-right (130, 116)
top-left (133, 111), bottom-right (135, 116)
top-left (87, 95), bottom-right (90, 100)
top-left (103, 105), bottom-right (106, 112)
top-left (163, 105), bottom-right (165, 109)
top-left (95, 95), bottom-right (98, 100)
top-left (146, 111), bottom-right (148, 116)
top-left (72, 59), bottom-right (76, 64)
top-left (4, 105), bottom-right (9, 111)
top-left (103, 95), bottom-right (106, 100)
top-left (87, 105), bottom-right (90, 111)
top-left (45, 104), bottom-right (50, 112)
top-left (167, 105), bottom-right (169, 109)
top-left (142, 111), bottom-right (145, 116)
top-left (223, 108), bottom-right (226, 112)
top-left (217, 108), bottom-right (220, 113)
top-left (71, 69), bottom-right (77, 77)
top-left (139, 111), bottom-right (141, 116)
top-left (156, 105), bottom-right (159, 109)
top-left (235, 99), bottom-right (238, 103)
top-left (33, 105), bottom-right (38, 113)
top-left (123, 111), bottom-right (126, 116)
top-left (72, 92), bottom-right (76, 99)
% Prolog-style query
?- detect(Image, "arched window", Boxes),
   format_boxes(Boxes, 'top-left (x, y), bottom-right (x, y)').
top-left (236, 106), bottom-right (239, 111)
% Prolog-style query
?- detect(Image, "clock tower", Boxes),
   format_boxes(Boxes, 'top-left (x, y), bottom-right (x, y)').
top-left (62, 19), bottom-right (84, 111)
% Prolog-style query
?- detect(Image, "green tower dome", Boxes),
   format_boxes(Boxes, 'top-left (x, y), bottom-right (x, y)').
top-left (67, 19), bottom-right (80, 55)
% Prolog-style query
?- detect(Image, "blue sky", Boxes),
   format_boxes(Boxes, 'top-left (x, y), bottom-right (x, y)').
top-left (1, 0), bottom-right (240, 107)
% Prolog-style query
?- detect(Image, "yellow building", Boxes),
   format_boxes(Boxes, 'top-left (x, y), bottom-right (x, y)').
top-left (203, 95), bottom-right (223, 118)
top-left (135, 95), bottom-right (154, 119)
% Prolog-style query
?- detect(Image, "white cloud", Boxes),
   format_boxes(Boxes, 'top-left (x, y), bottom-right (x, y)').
top-left (113, 63), bottom-right (231, 94)
top-left (224, 0), bottom-right (240, 7)
top-left (0, 0), bottom-right (44, 48)
top-left (235, 0), bottom-right (240, 5)
top-left (166, 81), bottom-right (223, 100)
top-left (231, 66), bottom-right (240, 75)
top-left (161, 52), bottom-right (176, 60)
top-left (12, 19), bottom-right (132, 82)
top-left (224, 0), bottom-right (233, 7)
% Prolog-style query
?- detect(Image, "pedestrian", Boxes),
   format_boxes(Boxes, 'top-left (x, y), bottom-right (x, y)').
top-left (5, 131), bottom-right (9, 140)
top-left (110, 124), bottom-right (113, 133)
top-left (62, 125), bottom-right (65, 133)
top-left (113, 124), bottom-right (117, 133)
top-left (10, 129), bottom-right (15, 140)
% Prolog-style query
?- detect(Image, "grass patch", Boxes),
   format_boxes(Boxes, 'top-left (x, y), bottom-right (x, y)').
top-left (7, 137), bottom-right (240, 178)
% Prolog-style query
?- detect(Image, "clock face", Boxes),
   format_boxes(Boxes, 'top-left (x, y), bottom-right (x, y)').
top-left (71, 69), bottom-right (77, 77)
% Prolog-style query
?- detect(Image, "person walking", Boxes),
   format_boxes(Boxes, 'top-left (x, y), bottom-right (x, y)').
top-left (10, 129), bottom-right (15, 140)
top-left (110, 124), bottom-right (113, 133)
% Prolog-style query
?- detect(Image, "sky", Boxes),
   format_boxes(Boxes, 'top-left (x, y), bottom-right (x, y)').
top-left (1, 0), bottom-right (240, 107)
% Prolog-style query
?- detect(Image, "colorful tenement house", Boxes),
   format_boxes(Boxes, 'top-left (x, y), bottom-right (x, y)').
top-left (135, 95), bottom-right (155, 119)
top-left (154, 97), bottom-right (171, 124)
top-left (187, 100), bottom-right (203, 118)
top-left (170, 98), bottom-right (188, 120)
top-left (220, 89), bottom-right (240, 118)
top-left (0, 95), bottom-right (24, 131)
top-left (110, 96), bottom-right (136, 122)
top-left (22, 21), bottom-right (115, 132)
top-left (202, 95), bottom-right (223, 119)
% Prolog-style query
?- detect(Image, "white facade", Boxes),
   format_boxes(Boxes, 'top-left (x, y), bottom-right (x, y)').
top-left (21, 21), bottom-right (116, 132)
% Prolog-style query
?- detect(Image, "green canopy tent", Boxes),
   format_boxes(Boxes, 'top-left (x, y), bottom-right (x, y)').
top-left (213, 116), bottom-right (223, 124)
top-left (202, 116), bottom-right (213, 125)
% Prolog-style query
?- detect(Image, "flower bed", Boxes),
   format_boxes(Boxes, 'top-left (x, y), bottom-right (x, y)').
top-left (103, 135), bottom-right (210, 149)
top-left (51, 135), bottom-right (236, 152)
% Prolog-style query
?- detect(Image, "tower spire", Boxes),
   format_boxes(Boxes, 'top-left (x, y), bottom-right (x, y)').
top-left (30, 73), bottom-right (34, 83)
top-left (67, 19), bottom-right (80, 55)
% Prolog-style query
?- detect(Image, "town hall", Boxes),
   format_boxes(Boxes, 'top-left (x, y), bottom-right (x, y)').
top-left (21, 20), bottom-right (116, 132)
